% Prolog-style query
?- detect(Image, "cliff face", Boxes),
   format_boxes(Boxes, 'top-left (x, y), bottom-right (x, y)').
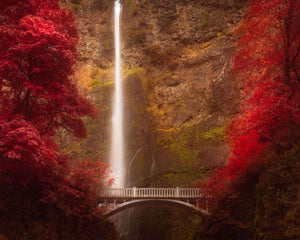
top-left (65, 0), bottom-right (248, 187)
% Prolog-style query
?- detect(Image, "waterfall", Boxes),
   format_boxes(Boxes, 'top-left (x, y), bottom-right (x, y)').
top-left (110, 0), bottom-right (125, 188)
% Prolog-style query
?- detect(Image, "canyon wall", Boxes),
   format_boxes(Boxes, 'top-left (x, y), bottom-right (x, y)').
top-left (62, 0), bottom-right (248, 187)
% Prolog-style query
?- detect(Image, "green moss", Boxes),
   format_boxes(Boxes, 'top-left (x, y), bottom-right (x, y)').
top-left (89, 68), bottom-right (114, 90)
top-left (124, 65), bottom-right (143, 77)
top-left (138, 167), bottom-right (211, 187)
top-left (170, 131), bottom-right (198, 168)
top-left (154, 125), bottom-right (202, 168)
top-left (71, 0), bottom-right (82, 4)
top-left (70, 0), bottom-right (82, 11)
top-left (90, 78), bottom-right (114, 89)
top-left (71, 4), bottom-right (80, 11)
top-left (201, 126), bottom-right (225, 141)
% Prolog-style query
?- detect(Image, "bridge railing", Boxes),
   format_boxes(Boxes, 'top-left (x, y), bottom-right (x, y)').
top-left (99, 187), bottom-right (208, 198)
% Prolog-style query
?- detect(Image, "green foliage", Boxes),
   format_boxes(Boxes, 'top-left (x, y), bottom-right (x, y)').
top-left (124, 65), bottom-right (143, 77)
top-left (138, 167), bottom-right (211, 187)
top-left (70, 0), bottom-right (82, 11)
top-left (89, 68), bottom-right (114, 90)
top-left (71, 0), bottom-right (82, 4)
top-left (90, 78), bottom-right (114, 89)
top-left (170, 128), bottom-right (199, 168)
top-left (152, 120), bottom-right (228, 171)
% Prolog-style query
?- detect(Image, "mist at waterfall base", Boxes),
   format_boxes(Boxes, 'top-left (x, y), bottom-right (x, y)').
top-left (110, 0), bottom-right (125, 188)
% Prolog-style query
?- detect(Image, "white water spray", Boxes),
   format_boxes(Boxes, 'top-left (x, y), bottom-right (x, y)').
top-left (110, 0), bottom-right (125, 188)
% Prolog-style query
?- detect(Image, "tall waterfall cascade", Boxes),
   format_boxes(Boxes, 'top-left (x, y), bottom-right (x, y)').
top-left (110, 0), bottom-right (125, 188)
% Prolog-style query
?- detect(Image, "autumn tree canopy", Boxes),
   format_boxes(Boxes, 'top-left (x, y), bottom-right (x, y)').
top-left (0, 1), bottom-right (117, 239)
top-left (0, 0), bottom-right (96, 138)
top-left (199, 1), bottom-right (300, 239)
top-left (209, 0), bottom-right (300, 191)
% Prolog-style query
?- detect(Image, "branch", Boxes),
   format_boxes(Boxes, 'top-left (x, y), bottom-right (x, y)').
top-left (289, 42), bottom-right (300, 69)
top-left (293, 67), bottom-right (300, 83)
top-left (42, 112), bottom-right (58, 135)
top-left (13, 90), bottom-right (30, 114)
top-left (266, 53), bottom-right (284, 66)
top-left (290, 28), bottom-right (300, 46)
top-left (16, 84), bottom-right (24, 102)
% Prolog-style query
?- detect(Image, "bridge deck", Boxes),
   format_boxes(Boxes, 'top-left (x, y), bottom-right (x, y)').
top-left (99, 187), bottom-right (210, 200)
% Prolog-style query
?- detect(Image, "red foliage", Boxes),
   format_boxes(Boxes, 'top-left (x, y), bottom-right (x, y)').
top-left (39, 157), bottom-right (113, 217)
top-left (0, 117), bottom-right (56, 185)
top-left (0, 1), bottom-right (114, 238)
top-left (0, 0), bottom-right (96, 137)
top-left (207, 0), bottom-right (300, 198)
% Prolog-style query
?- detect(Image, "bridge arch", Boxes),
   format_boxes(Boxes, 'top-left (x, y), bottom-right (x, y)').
top-left (103, 199), bottom-right (209, 217)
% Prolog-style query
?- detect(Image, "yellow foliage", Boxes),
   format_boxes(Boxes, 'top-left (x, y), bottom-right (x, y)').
top-left (202, 41), bottom-right (211, 49)
top-left (75, 63), bottom-right (92, 89)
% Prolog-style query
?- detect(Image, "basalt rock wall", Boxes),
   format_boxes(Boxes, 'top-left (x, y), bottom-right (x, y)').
top-left (62, 0), bottom-right (249, 188)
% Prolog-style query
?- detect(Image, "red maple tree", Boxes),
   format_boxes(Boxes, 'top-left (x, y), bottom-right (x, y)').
top-left (0, 1), bottom-right (116, 239)
top-left (0, 0), bottom-right (96, 137)
top-left (208, 0), bottom-right (300, 196)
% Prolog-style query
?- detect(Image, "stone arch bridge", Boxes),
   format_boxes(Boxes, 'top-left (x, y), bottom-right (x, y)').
top-left (98, 187), bottom-right (211, 217)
